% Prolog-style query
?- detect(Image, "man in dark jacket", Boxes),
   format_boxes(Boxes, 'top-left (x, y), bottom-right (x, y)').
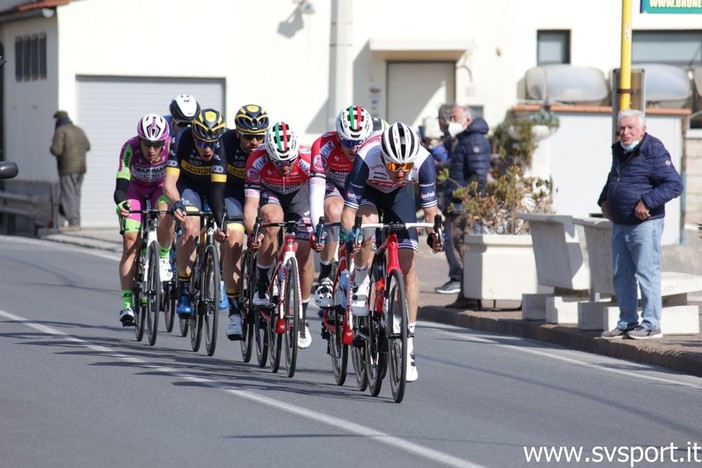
top-left (435, 105), bottom-right (491, 308)
top-left (599, 109), bottom-right (683, 340)
top-left (50, 110), bottom-right (91, 230)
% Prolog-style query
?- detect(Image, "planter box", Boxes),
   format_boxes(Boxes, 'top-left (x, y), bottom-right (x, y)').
top-left (463, 233), bottom-right (551, 301)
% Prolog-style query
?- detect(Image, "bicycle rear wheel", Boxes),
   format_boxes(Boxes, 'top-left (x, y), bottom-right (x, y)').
top-left (179, 315), bottom-right (190, 337)
top-left (203, 245), bottom-right (220, 357)
top-left (283, 258), bottom-right (300, 378)
top-left (268, 272), bottom-right (283, 373)
top-left (145, 242), bottom-right (161, 346)
top-left (239, 250), bottom-right (255, 362)
top-left (163, 280), bottom-right (175, 333)
top-left (386, 270), bottom-right (408, 403)
top-left (329, 265), bottom-right (348, 386)
top-left (254, 307), bottom-right (269, 368)
top-left (352, 317), bottom-right (368, 391)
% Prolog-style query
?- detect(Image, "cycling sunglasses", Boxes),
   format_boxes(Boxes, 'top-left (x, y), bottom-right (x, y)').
top-left (139, 138), bottom-right (164, 149)
top-left (194, 137), bottom-right (220, 149)
top-left (385, 161), bottom-right (414, 173)
top-left (241, 133), bottom-right (265, 141)
top-left (271, 157), bottom-right (297, 168)
top-left (340, 138), bottom-right (364, 148)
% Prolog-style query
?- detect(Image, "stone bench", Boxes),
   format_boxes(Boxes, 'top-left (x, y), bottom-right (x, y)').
top-left (519, 214), bottom-right (590, 324)
top-left (574, 217), bottom-right (701, 335)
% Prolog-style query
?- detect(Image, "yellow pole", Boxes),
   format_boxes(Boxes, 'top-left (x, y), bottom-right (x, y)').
top-left (619, 0), bottom-right (633, 111)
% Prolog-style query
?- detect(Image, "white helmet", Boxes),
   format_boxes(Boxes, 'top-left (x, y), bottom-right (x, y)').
top-left (137, 113), bottom-right (170, 142)
top-left (335, 105), bottom-right (373, 142)
top-left (380, 122), bottom-right (420, 165)
top-left (265, 122), bottom-right (299, 164)
top-left (169, 94), bottom-right (200, 124)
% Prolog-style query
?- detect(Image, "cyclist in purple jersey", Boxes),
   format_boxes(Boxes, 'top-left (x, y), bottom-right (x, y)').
top-left (217, 104), bottom-right (269, 340)
top-left (164, 108), bottom-right (227, 317)
top-left (341, 122), bottom-right (444, 382)
top-left (114, 114), bottom-right (174, 326)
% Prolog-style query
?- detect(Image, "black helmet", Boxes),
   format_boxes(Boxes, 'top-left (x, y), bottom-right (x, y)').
top-left (234, 104), bottom-right (269, 135)
top-left (192, 108), bottom-right (226, 142)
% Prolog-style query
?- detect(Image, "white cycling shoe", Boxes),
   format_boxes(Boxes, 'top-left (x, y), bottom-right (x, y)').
top-left (298, 323), bottom-right (312, 349)
top-left (314, 277), bottom-right (334, 308)
top-left (119, 306), bottom-right (135, 327)
top-left (159, 258), bottom-right (173, 281)
top-left (350, 277), bottom-right (370, 317)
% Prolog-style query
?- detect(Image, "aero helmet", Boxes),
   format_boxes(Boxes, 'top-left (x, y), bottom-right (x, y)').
top-left (169, 94), bottom-right (200, 124)
top-left (137, 113), bottom-right (170, 142)
top-left (380, 122), bottom-right (420, 165)
top-left (191, 108), bottom-right (226, 142)
top-left (335, 105), bottom-right (373, 141)
top-left (265, 122), bottom-right (299, 164)
top-left (235, 104), bottom-right (269, 135)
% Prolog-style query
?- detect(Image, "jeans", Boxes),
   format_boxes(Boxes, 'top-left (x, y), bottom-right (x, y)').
top-left (611, 219), bottom-right (663, 331)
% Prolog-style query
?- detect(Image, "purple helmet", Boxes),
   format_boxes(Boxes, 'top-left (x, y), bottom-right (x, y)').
top-left (137, 113), bottom-right (170, 142)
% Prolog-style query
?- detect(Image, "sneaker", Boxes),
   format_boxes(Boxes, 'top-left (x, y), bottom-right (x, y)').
top-left (253, 288), bottom-right (271, 307)
top-left (298, 323), bottom-right (312, 349)
top-left (350, 276), bottom-right (370, 317)
top-left (119, 306), bottom-right (135, 327)
top-left (627, 326), bottom-right (663, 340)
top-left (159, 258), bottom-right (173, 282)
top-left (226, 313), bottom-right (243, 341)
top-left (218, 281), bottom-right (228, 311)
top-left (176, 293), bottom-right (193, 317)
top-left (314, 277), bottom-right (334, 308)
top-left (601, 327), bottom-right (632, 340)
top-left (435, 280), bottom-right (461, 295)
top-left (406, 335), bottom-right (418, 382)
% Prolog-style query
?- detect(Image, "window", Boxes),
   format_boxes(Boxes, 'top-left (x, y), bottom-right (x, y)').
top-left (537, 30), bottom-right (570, 65)
top-left (14, 33), bottom-right (47, 82)
top-left (633, 30), bottom-right (702, 67)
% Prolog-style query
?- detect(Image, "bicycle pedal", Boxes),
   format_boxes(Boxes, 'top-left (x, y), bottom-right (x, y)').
top-left (351, 334), bottom-right (365, 349)
top-left (321, 327), bottom-right (331, 340)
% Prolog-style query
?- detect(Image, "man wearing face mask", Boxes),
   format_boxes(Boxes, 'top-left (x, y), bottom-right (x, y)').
top-left (599, 109), bottom-right (682, 340)
top-left (435, 105), bottom-right (491, 306)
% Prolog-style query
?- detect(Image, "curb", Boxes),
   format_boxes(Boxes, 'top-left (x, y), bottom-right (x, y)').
top-left (419, 306), bottom-right (702, 378)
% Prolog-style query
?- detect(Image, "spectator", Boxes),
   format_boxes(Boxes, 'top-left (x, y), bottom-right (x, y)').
top-left (50, 110), bottom-right (91, 231)
top-left (599, 109), bottom-right (683, 340)
top-left (435, 105), bottom-right (491, 309)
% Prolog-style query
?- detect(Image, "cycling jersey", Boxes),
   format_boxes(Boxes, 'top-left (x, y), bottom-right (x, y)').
top-left (244, 145), bottom-right (312, 197)
top-left (114, 135), bottom-right (172, 232)
top-left (344, 134), bottom-right (438, 211)
top-left (310, 131), bottom-right (354, 192)
top-left (166, 126), bottom-right (226, 223)
top-left (217, 129), bottom-right (254, 222)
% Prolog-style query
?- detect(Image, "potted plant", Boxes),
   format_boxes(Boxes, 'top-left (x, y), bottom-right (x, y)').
top-left (492, 108), bottom-right (560, 169)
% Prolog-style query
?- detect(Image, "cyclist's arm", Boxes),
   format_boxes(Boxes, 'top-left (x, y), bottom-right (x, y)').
top-left (310, 176), bottom-right (325, 230)
top-left (164, 167), bottom-right (180, 205)
top-left (209, 150), bottom-right (227, 227)
top-left (114, 140), bottom-right (134, 205)
top-left (243, 191), bottom-right (260, 234)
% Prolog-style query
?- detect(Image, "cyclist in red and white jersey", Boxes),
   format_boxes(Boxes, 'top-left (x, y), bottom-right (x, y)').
top-left (243, 121), bottom-right (315, 348)
top-left (341, 122), bottom-right (444, 381)
top-left (309, 105), bottom-right (375, 309)
top-left (114, 114), bottom-right (174, 326)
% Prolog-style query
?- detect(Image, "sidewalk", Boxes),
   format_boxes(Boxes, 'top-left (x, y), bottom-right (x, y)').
top-left (37, 227), bottom-right (702, 378)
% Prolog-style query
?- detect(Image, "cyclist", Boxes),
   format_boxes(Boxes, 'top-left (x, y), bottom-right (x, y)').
top-left (218, 104), bottom-right (269, 340)
top-left (164, 108), bottom-right (228, 318)
top-left (166, 93), bottom-right (200, 136)
top-left (243, 121), bottom-right (315, 349)
top-left (340, 122), bottom-right (444, 382)
top-left (114, 114), bottom-right (175, 326)
top-left (309, 105), bottom-right (374, 311)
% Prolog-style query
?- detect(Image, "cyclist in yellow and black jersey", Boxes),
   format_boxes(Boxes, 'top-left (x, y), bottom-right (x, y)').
top-left (164, 108), bottom-right (227, 317)
top-left (217, 104), bottom-right (269, 340)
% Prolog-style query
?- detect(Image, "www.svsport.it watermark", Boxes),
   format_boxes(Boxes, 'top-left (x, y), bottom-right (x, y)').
top-left (523, 442), bottom-right (702, 466)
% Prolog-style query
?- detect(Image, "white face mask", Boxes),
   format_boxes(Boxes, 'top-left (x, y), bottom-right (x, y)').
top-left (448, 122), bottom-right (464, 137)
top-left (620, 140), bottom-right (640, 152)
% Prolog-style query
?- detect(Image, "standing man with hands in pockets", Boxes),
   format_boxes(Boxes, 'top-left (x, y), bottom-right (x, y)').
top-left (599, 109), bottom-right (683, 341)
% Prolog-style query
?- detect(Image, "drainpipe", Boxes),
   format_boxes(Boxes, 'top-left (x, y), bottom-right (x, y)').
top-left (328, 0), bottom-right (353, 129)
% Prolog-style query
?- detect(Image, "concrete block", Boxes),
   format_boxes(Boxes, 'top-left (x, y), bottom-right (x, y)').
top-left (577, 301), bottom-right (616, 331)
top-left (522, 293), bottom-right (549, 321)
top-left (661, 305), bottom-right (700, 335)
top-left (544, 296), bottom-right (582, 324)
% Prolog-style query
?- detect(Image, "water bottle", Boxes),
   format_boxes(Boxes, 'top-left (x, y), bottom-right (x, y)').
top-left (338, 270), bottom-right (349, 308)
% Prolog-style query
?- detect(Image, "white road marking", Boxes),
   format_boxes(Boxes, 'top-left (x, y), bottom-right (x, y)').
top-left (1, 308), bottom-right (484, 468)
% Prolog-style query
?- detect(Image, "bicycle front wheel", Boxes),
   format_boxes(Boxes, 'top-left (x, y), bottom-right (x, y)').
top-left (329, 265), bottom-right (348, 386)
top-left (283, 257), bottom-right (300, 378)
top-left (366, 276), bottom-right (387, 398)
top-left (162, 280), bottom-right (175, 333)
top-left (386, 270), bottom-right (408, 403)
top-left (145, 242), bottom-right (161, 346)
top-left (202, 245), bottom-right (220, 357)
top-left (352, 317), bottom-right (368, 391)
top-left (269, 271), bottom-right (283, 374)
top-left (239, 250), bottom-right (255, 362)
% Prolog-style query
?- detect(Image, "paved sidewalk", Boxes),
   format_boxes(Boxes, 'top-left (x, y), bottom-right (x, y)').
top-left (37, 227), bottom-right (702, 378)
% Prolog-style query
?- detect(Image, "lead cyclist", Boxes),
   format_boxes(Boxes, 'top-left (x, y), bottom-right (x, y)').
top-left (340, 122), bottom-right (444, 382)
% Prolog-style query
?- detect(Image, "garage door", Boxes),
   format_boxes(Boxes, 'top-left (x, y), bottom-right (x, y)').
top-left (387, 62), bottom-right (455, 129)
top-left (77, 76), bottom-right (225, 228)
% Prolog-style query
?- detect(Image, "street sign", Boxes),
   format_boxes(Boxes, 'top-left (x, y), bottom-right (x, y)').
top-left (640, 0), bottom-right (702, 13)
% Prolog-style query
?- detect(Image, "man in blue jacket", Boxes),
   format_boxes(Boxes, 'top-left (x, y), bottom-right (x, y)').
top-left (599, 109), bottom-right (683, 340)
top-left (435, 105), bottom-right (491, 308)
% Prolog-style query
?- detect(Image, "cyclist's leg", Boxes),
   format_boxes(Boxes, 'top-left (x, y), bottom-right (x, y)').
top-left (224, 189), bottom-right (245, 339)
top-left (350, 202), bottom-right (379, 316)
top-left (154, 191), bottom-right (175, 280)
top-left (315, 185), bottom-right (343, 308)
top-left (118, 187), bottom-right (145, 324)
top-left (253, 192), bottom-right (282, 304)
top-left (175, 186), bottom-right (203, 315)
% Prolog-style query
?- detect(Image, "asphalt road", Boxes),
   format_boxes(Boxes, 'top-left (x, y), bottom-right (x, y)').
top-left (2, 236), bottom-right (702, 468)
